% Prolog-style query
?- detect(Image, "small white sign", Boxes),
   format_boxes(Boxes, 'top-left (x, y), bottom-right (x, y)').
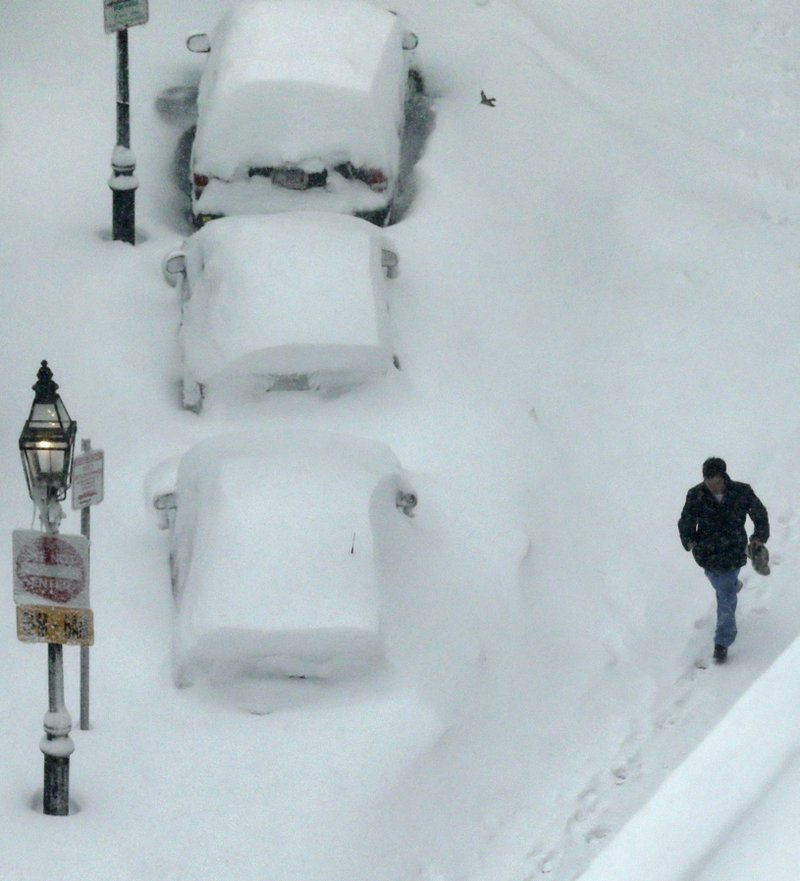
top-left (104, 0), bottom-right (149, 33)
top-left (72, 448), bottom-right (104, 510)
top-left (13, 531), bottom-right (90, 609)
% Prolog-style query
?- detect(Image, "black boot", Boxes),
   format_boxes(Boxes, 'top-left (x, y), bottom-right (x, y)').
top-left (713, 644), bottom-right (728, 663)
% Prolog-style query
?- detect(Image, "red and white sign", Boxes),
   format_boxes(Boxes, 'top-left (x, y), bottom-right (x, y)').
top-left (13, 531), bottom-right (90, 609)
top-left (71, 448), bottom-right (104, 510)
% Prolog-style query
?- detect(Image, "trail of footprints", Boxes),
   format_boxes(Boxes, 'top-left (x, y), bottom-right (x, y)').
top-left (525, 509), bottom-right (792, 878)
top-left (525, 739), bottom-right (644, 877)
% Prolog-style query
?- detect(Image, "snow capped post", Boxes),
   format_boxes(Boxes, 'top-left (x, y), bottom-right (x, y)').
top-left (71, 438), bottom-right (104, 731)
top-left (16, 362), bottom-right (91, 817)
top-left (104, 0), bottom-right (149, 244)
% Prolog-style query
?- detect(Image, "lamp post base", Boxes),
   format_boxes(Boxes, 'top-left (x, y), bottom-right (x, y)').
top-left (110, 145), bottom-right (138, 245)
top-left (41, 644), bottom-right (74, 816)
top-left (43, 754), bottom-right (71, 816)
top-left (112, 188), bottom-right (136, 244)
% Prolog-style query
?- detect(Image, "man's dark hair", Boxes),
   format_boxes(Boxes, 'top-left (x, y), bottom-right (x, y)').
top-left (702, 457), bottom-right (727, 479)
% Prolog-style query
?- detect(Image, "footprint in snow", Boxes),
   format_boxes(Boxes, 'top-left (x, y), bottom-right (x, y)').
top-left (585, 826), bottom-right (611, 844)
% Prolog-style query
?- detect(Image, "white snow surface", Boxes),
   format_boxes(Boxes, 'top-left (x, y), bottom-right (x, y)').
top-left (576, 633), bottom-right (800, 881)
top-left (178, 212), bottom-right (394, 389)
top-left (193, 0), bottom-right (406, 178)
top-left (2, 0), bottom-right (800, 879)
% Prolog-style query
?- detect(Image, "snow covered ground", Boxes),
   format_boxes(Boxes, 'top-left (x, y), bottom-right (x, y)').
top-left (2, 1), bottom-right (800, 879)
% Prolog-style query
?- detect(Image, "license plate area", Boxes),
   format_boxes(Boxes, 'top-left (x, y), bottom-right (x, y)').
top-left (272, 167), bottom-right (309, 190)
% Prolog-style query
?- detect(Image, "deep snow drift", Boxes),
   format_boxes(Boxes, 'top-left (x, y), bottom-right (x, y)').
top-left (1, 1), bottom-right (800, 880)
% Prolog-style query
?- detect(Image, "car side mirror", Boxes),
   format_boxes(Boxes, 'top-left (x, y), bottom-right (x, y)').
top-left (153, 492), bottom-right (178, 529)
top-left (396, 491), bottom-right (417, 517)
top-left (381, 249), bottom-right (399, 279)
top-left (154, 491), bottom-right (177, 511)
top-left (402, 31), bottom-right (419, 51)
top-left (162, 251), bottom-right (187, 287)
top-left (186, 32), bottom-right (211, 53)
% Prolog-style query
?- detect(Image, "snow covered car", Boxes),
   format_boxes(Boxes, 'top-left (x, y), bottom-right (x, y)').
top-left (186, 0), bottom-right (420, 227)
top-left (148, 428), bottom-right (418, 686)
top-left (161, 212), bottom-right (400, 411)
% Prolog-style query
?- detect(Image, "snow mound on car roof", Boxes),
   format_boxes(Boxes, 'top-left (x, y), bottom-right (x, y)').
top-left (171, 429), bottom-right (415, 682)
top-left (193, 0), bottom-right (406, 178)
top-left (179, 212), bottom-right (394, 388)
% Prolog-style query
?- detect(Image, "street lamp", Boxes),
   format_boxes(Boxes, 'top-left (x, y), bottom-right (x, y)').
top-left (19, 360), bottom-right (77, 816)
top-left (20, 361), bottom-right (77, 534)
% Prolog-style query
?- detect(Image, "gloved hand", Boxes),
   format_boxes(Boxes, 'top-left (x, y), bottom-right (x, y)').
top-left (748, 539), bottom-right (770, 575)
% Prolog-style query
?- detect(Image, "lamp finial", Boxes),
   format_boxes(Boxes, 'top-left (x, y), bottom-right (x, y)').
top-left (33, 360), bottom-right (59, 402)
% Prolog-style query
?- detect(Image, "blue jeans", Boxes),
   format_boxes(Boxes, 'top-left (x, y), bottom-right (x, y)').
top-left (704, 568), bottom-right (741, 648)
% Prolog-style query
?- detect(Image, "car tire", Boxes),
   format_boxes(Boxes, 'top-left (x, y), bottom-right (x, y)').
top-left (408, 68), bottom-right (425, 96)
top-left (182, 378), bottom-right (204, 412)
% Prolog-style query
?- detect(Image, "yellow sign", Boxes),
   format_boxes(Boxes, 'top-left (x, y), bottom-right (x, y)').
top-left (16, 605), bottom-right (94, 646)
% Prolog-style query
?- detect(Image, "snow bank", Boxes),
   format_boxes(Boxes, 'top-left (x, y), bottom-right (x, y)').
top-left (167, 428), bottom-right (416, 683)
top-left (177, 212), bottom-right (395, 393)
top-left (193, 0), bottom-right (406, 178)
top-left (576, 632), bottom-right (800, 881)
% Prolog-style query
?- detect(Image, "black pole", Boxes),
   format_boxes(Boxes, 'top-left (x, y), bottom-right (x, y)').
top-left (110, 27), bottom-right (137, 244)
top-left (43, 644), bottom-right (71, 816)
top-left (116, 28), bottom-right (130, 148)
top-left (41, 488), bottom-right (74, 817)
top-left (79, 440), bottom-right (91, 732)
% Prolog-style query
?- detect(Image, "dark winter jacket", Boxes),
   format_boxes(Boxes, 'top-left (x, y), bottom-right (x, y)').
top-left (678, 478), bottom-right (769, 571)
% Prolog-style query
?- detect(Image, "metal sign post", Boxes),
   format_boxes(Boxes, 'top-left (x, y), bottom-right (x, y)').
top-left (104, 0), bottom-right (148, 244)
top-left (72, 440), bottom-right (103, 730)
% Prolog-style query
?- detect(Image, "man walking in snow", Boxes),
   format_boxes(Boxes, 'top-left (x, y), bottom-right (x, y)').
top-left (678, 457), bottom-right (769, 663)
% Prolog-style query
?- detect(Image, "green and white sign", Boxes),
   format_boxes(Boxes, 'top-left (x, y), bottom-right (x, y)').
top-left (104, 0), bottom-right (149, 33)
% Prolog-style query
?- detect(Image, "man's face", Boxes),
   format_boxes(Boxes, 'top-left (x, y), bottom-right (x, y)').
top-left (704, 474), bottom-right (726, 495)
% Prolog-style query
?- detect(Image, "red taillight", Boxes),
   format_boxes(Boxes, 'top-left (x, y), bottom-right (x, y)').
top-left (193, 173), bottom-right (209, 199)
top-left (366, 169), bottom-right (388, 192)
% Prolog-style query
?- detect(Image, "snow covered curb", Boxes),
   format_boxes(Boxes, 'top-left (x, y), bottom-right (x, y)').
top-left (576, 635), bottom-right (800, 881)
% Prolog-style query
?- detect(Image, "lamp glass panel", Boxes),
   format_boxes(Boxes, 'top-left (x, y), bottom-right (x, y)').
top-left (55, 398), bottom-right (72, 424)
top-left (30, 400), bottom-right (67, 428)
top-left (24, 445), bottom-right (67, 482)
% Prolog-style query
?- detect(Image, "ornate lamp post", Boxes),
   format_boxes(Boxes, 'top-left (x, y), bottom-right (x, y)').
top-left (19, 361), bottom-right (77, 816)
